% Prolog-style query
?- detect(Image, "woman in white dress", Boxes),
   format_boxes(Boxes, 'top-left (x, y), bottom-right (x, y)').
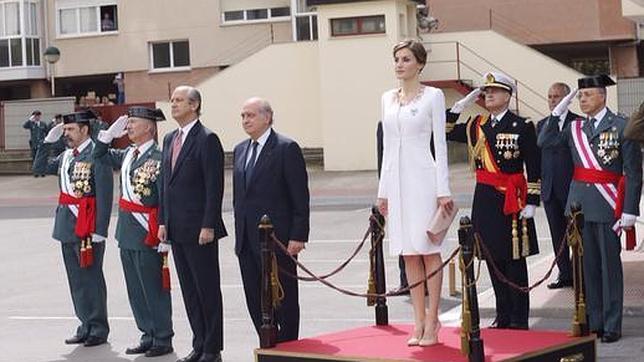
top-left (376, 40), bottom-right (453, 346)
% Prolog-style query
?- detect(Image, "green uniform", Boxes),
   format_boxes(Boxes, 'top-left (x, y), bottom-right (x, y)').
top-left (33, 139), bottom-right (114, 340)
top-left (94, 139), bottom-right (173, 348)
top-left (23, 119), bottom-right (48, 158)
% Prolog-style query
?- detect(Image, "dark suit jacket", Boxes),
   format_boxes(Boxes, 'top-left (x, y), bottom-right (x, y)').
top-left (159, 120), bottom-right (227, 243)
top-left (536, 111), bottom-right (580, 203)
top-left (233, 129), bottom-right (310, 255)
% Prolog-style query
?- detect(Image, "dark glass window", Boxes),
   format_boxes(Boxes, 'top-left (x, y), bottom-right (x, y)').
top-left (0, 40), bottom-right (9, 67)
top-left (173, 41), bottom-right (190, 67)
top-left (100, 5), bottom-right (118, 32)
top-left (270, 7), bottom-right (290, 17)
top-left (224, 10), bottom-right (244, 21)
top-left (152, 42), bottom-right (171, 69)
top-left (331, 15), bottom-right (386, 37)
top-left (246, 9), bottom-right (268, 20)
top-left (10, 38), bottom-right (22, 66)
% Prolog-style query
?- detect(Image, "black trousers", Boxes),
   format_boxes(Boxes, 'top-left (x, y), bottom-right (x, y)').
top-left (543, 196), bottom-right (572, 281)
top-left (238, 242), bottom-right (300, 343)
top-left (172, 242), bottom-right (223, 353)
top-left (486, 257), bottom-right (529, 328)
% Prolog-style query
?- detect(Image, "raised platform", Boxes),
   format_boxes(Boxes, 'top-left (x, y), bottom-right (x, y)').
top-left (255, 325), bottom-right (596, 362)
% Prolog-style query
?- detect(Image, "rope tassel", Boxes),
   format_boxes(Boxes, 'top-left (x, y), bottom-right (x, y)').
top-left (162, 253), bottom-right (171, 291)
top-left (85, 238), bottom-right (94, 268)
top-left (79, 239), bottom-right (87, 268)
top-left (271, 254), bottom-right (284, 308)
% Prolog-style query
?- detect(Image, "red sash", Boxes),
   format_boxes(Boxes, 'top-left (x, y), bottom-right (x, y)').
top-left (476, 170), bottom-right (527, 215)
top-left (58, 193), bottom-right (96, 239)
top-left (118, 198), bottom-right (160, 247)
top-left (573, 167), bottom-right (626, 219)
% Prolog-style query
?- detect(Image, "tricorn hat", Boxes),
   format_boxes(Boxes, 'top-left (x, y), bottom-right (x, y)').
top-left (63, 110), bottom-right (98, 124)
top-left (578, 74), bottom-right (616, 89)
top-left (127, 106), bottom-right (165, 122)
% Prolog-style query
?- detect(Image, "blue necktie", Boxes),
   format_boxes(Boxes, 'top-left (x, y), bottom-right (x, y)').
top-left (245, 141), bottom-right (259, 189)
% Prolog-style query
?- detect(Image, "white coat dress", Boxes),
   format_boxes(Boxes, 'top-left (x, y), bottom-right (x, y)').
top-left (377, 86), bottom-right (451, 256)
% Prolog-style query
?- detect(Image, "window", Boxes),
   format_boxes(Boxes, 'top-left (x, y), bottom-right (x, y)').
top-left (296, 15), bottom-right (317, 41)
top-left (57, 3), bottom-right (118, 36)
top-left (150, 40), bottom-right (190, 70)
top-left (0, 1), bottom-right (35, 68)
top-left (222, 6), bottom-right (291, 24)
top-left (331, 15), bottom-right (386, 37)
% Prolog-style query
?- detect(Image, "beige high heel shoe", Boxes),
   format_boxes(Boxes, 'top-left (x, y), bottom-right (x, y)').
top-left (407, 326), bottom-right (424, 346)
top-left (419, 320), bottom-right (441, 346)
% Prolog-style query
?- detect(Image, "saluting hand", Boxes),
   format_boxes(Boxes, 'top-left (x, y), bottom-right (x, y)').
top-left (451, 88), bottom-right (482, 114)
top-left (44, 123), bottom-right (64, 143)
top-left (199, 228), bottom-right (215, 245)
top-left (287, 241), bottom-right (306, 256)
top-left (552, 88), bottom-right (578, 117)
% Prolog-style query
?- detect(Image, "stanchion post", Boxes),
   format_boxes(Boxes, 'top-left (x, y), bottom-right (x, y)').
top-left (259, 215), bottom-right (277, 348)
top-left (371, 206), bottom-right (388, 326)
top-left (569, 203), bottom-right (589, 337)
top-left (458, 216), bottom-right (484, 362)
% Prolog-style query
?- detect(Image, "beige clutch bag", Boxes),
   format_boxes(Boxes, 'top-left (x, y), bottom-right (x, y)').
top-left (426, 205), bottom-right (459, 245)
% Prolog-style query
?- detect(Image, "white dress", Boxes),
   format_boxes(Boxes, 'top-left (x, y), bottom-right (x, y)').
top-left (377, 86), bottom-right (451, 256)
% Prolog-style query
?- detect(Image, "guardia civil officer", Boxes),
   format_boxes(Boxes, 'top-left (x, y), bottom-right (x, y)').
top-left (560, 75), bottom-right (642, 343)
top-left (446, 72), bottom-right (541, 330)
top-left (94, 107), bottom-right (174, 356)
top-left (33, 110), bottom-right (114, 346)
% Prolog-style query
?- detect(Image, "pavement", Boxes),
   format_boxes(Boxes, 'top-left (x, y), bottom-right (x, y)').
top-left (1, 163), bottom-right (644, 361)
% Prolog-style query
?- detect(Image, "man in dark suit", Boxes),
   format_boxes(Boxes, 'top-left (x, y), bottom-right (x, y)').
top-left (536, 82), bottom-right (579, 289)
top-left (158, 86), bottom-right (227, 362)
top-left (233, 97), bottom-right (310, 343)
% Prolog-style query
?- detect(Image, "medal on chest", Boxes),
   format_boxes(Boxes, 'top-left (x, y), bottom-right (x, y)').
top-left (132, 159), bottom-right (161, 199)
top-left (71, 162), bottom-right (92, 197)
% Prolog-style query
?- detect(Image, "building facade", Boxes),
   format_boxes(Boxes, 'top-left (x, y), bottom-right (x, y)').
top-left (0, 0), bottom-right (319, 103)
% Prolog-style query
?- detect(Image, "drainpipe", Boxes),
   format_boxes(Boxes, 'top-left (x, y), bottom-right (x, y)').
top-left (43, 0), bottom-right (51, 80)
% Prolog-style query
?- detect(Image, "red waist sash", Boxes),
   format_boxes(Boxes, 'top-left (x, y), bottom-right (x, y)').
top-left (118, 198), bottom-right (160, 247)
top-left (59, 193), bottom-right (96, 239)
top-left (573, 167), bottom-right (626, 219)
top-left (476, 170), bottom-right (527, 215)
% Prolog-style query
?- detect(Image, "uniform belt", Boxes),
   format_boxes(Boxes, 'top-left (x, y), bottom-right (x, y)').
top-left (59, 192), bottom-right (96, 239)
top-left (118, 198), bottom-right (160, 247)
top-left (475, 170), bottom-right (527, 215)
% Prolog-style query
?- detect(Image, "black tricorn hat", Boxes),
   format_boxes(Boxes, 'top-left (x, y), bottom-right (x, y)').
top-left (127, 106), bottom-right (166, 122)
top-left (578, 74), bottom-right (616, 89)
top-left (63, 110), bottom-right (98, 124)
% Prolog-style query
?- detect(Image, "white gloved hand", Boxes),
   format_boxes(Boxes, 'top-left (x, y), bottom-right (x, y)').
top-left (451, 88), bottom-right (482, 114)
top-left (99, 115), bottom-right (128, 143)
top-left (44, 123), bottom-right (64, 143)
top-left (552, 88), bottom-right (578, 117)
top-left (520, 205), bottom-right (536, 219)
top-left (621, 213), bottom-right (637, 228)
top-left (157, 242), bottom-right (171, 253)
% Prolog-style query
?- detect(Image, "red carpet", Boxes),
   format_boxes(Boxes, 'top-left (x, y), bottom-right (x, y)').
top-left (267, 324), bottom-right (591, 361)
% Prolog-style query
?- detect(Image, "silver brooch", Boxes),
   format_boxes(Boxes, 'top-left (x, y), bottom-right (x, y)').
top-left (410, 108), bottom-right (418, 116)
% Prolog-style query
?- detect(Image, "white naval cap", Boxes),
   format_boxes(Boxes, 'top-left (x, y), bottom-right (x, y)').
top-left (481, 71), bottom-right (516, 94)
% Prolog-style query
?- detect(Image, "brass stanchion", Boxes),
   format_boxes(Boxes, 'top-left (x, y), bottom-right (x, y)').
top-left (568, 203), bottom-right (589, 337)
top-left (259, 215), bottom-right (277, 348)
top-left (458, 216), bottom-right (484, 362)
top-left (369, 206), bottom-right (388, 326)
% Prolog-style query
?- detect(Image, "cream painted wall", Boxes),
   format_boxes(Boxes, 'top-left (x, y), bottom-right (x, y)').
top-left (156, 42), bottom-right (322, 152)
top-left (220, 0), bottom-right (290, 12)
top-left (48, 0), bottom-right (293, 77)
top-left (317, 0), bottom-right (415, 171)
